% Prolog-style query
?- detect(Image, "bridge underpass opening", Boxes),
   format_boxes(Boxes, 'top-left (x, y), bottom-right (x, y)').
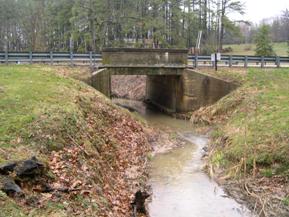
top-left (110, 74), bottom-right (183, 113)
top-left (92, 48), bottom-right (237, 113)
top-left (111, 75), bottom-right (147, 101)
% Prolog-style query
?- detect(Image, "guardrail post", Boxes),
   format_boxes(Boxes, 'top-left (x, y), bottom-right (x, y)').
top-left (50, 51), bottom-right (53, 65)
top-left (261, 56), bottom-right (265, 68)
top-left (229, 55), bottom-right (232, 67)
top-left (29, 51), bottom-right (32, 64)
top-left (70, 51), bottom-right (73, 66)
top-left (90, 51), bottom-right (93, 67)
top-left (194, 55), bottom-right (198, 68)
top-left (276, 56), bottom-right (280, 68)
top-left (244, 56), bottom-right (248, 68)
top-left (5, 50), bottom-right (8, 64)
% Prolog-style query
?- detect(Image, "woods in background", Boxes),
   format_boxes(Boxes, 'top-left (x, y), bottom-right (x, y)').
top-left (0, 0), bottom-right (288, 54)
top-left (0, 0), bottom-right (245, 53)
top-left (238, 9), bottom-right (289, 45)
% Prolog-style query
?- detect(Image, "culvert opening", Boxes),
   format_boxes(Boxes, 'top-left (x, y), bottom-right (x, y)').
top-left (111, 75), bottom-right (147, 101)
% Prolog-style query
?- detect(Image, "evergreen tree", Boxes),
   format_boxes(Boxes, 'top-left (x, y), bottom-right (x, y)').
top-left (255, 25), bottom-right (275, 56)
top-left (0, 0), bottom-right (248, 52)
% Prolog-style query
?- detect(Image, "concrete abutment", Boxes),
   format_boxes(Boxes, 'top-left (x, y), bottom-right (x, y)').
top-left (91, 69), bottom-right (237, 113)
top-left (91, 48), bottom-right (237, 113)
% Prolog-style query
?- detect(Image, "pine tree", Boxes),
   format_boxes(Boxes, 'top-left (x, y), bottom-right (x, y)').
top-left (0, 0), bottom-right (249, 52)
top-left (255, 25), bottom-right (275, 56)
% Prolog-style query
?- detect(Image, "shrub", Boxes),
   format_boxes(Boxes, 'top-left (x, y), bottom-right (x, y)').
top-left (222, 47), bottom-right (233, 53)
top-left (255, 25), bottom-right (275, 56)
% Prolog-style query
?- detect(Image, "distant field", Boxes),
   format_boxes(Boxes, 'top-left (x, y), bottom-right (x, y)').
top-left (223, 42), bottom-right (288, 56)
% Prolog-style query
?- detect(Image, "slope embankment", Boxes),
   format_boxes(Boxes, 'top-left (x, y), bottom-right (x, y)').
top-left (191, 68), bottom-right (289, 216)
top-left (0, 65), bottom-right (150, 217)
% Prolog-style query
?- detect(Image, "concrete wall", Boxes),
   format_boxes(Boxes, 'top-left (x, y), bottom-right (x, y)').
top-left (91, 69), bottom-right (111, 97)
top-left (176, 69), bottom-right (237, 112)
top-left (146, 75), bottom-right (181, 113)
top-left (145, 69), bottom-right (237, 113)
top-left (91, 69), bottom-right (237, 113)
top-left (107, 67), bottom-right (184, 75)
top-left (92, 48), bottom-right (236, 113)
top-left (102, 48), bottom-right (188, 66)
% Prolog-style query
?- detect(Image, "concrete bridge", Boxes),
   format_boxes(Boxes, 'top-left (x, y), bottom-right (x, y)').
top-left (92, 48), bottom-right (236, 113)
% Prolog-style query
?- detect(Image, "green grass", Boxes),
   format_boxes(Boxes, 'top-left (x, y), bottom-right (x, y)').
top-left (0, 65), bottom-right (105, 216)
top-left (0, 65), bottom-right (86, 161)
top-left (0, 65), bottom-right (149, 216)
top-left (0, 65), bottom-right (91, 215)
top-left (282, 197), bottom-right (289, 206)
top-left (223, 42), bottom-right (288, 56)
top-left (206, 68), bottom-right (289, 177)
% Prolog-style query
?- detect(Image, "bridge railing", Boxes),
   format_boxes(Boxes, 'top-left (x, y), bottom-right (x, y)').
top-left (0, 51), bottom-right (289, 68)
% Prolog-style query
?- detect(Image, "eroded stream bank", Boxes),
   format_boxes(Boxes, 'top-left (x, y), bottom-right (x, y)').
top-left (113, 99), bottom-right (253, 217)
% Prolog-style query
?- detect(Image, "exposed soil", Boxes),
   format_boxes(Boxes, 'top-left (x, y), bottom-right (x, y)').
top-left (219, 176), bottom-right (289, 217)
top-left (204, 135), bottom-right (289, 217)
top-left (145, 128), bottom-right (188, 157)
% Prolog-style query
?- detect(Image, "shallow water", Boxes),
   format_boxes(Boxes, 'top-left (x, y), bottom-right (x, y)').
top-left (113, 99), bottom-right (253, 217)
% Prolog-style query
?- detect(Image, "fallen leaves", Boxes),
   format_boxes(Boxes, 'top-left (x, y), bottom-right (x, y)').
top-left (46, 92), bottom-right (151, 217)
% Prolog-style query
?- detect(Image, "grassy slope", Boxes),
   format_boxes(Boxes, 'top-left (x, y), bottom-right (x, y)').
top-left (191, 67), bottom-right (289, 214)
top-left (223, 42), bottom-right (288, 56)
top-left (0, 65), bottom-right (149, 217)
top-left (215, 69), bottom-right (288, 173)
top-left (192, 67), bottom-right (289, 176)
top-left (0, 65), bottom-right (80, 160)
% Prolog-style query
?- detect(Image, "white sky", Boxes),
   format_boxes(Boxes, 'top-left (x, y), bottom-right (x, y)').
top-left (229, 0), bottom-right (289, 24)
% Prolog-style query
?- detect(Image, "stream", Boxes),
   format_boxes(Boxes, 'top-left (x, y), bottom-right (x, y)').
top-left (113, 99), bottom-right (253, 217)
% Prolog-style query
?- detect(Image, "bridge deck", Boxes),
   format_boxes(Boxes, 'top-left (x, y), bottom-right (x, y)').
top-left (99, 64), bottom-right (187, 68)
top-left (100, 65), bottom-right (186, 75)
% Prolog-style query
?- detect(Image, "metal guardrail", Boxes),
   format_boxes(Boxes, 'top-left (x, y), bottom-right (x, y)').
top-left (188, 55), bottom-right (289, 68)
top-left (0, 52), bottom-right (102, 66)
top-left (0, 52), bottom-right (289, 68)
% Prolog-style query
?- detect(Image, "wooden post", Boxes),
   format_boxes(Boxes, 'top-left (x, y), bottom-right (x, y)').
top-left (261, 56), bottom-right (265, 68)
top-left (244, 56), bottom-right (248, 68)
top-left (229, 55), bottom-right (232, 67)
top-left (29, 51), bottom-right (32, 64)
top-left (90, 51), bottom-right (93, 67)
top-left (50, 51), bottom-right (53, 65)
top-left (5, 50), bottom-right (8, 64)
top-left (215, 53), bottom-right (218, 71)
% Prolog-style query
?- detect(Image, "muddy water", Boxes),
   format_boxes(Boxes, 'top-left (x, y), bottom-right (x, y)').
top-left (113, 99), bottom-right (253, 217)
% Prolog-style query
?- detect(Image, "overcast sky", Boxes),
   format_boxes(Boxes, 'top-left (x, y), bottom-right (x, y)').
top-left (229, 0), bottom-right (289, 23)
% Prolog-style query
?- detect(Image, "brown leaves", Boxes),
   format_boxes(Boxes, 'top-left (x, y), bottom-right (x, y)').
top-left (45, 94), bottom-right (151, 217)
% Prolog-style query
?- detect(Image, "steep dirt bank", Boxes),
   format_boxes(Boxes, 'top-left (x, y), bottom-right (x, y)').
top-left (191, 68), bottom-right (289, 217)
top-left (0, 65), bottom-right (150, 217)
top-left (111, 75), bottom-right (146, 100)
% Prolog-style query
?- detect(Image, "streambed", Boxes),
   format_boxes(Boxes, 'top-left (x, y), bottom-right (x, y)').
top-left (113, 99), bottom-right (253, 217)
